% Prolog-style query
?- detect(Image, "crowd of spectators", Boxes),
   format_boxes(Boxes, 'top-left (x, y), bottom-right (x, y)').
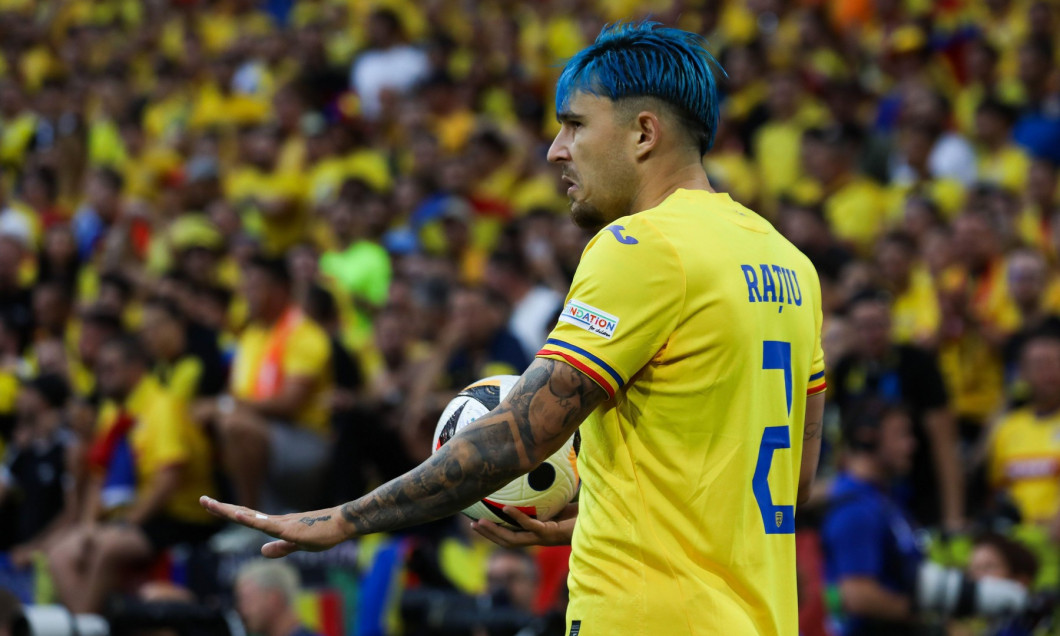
top-left (0, 0), bottom-right (1059, 634)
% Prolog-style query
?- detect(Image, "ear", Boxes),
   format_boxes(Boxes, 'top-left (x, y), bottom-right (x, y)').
top-left (631, 110), bottom-right (662, 160)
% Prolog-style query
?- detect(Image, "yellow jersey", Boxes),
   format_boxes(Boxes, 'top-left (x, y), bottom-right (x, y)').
top-left (538, 189), bottom-right (825, 636)
top-left (230, 313), bottom-right (333, 435)
top-left (96, 376), bottom-right (216, 524)
top-left (989, 407), bottom-right (1060, 523)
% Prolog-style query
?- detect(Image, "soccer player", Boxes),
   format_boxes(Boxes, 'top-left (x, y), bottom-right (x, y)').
top-left (201, 22), bottom-right (826, 635)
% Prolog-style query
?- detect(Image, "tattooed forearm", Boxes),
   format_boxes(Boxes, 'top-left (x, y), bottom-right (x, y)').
top-left (300, 515), bottom-right (331, 526)
top-left (339, 358), bottom-right (606, 536)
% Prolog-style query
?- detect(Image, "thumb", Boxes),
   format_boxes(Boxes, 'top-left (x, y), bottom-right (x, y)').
top-left (262, 540), bottom-right (302, 558)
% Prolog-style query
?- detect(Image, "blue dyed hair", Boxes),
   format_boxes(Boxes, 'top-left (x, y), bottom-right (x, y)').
top-left (555, 21), bottom-right (725, 155)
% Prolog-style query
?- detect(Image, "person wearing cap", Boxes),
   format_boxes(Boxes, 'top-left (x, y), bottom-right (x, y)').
top-left (0, 374), bottom-right (77, 568)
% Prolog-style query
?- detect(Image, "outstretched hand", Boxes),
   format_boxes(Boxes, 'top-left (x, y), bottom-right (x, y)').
top-left (199, 496), bottom-right (352, 558)
top-left (471, 503), bottom-right (577, 548)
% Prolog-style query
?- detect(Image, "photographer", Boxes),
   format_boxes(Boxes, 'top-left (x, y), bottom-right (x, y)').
top-left (822, 400), bottom-right (925, 635)
top-left (822, 400), bottom-right (1030, 635)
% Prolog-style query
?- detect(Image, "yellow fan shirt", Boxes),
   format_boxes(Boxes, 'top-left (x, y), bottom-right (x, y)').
top-left (989, 407), bottom-right (1060, 523)
top-left (95, 376), bottom-right (216, 524)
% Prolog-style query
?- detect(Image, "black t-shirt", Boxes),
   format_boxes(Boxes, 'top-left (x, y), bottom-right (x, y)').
top-left (0, 428), bottom-right (73, 547)
top-left (330, 335), bottom-right (363, 392)
top-left (832, 345), bottom-right (949, 526)
top-left (0, 286), bottom-right (33, 349)
top-left (185, 322), bottom-right (227, 397)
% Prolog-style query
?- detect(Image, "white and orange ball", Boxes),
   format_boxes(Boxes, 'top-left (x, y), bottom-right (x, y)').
top-left (432, 375), bottom-right (580, 529)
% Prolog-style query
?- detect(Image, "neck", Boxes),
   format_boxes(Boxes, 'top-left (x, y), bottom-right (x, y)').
top-left (118, 372), bottom-right (145, 404)
top-left (506, 280), bottom-right (530, 304)
top-left (846, 454), bottom-right (886, 485)
top-left (1035, 396), bottom-right (1060, 417)
top-left (888, 274), bottom-right (911, 295)
top-left (261, 301), bottom-right (291, 325)
top-left (1019, 301), bottom-right (1042, 319)
top-left (34, 412), bottom-right (62, 439)
top-left (269, 611), bottom-right (302, 636)
top-left (628, 161), bottom-right (712, 214)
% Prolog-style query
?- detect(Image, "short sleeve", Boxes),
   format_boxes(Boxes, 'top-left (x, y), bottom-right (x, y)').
top-left (283, 321), bottom-right (331, 378)
top-left (167, 357), bottom-right (203, 402)
top-left (537, 221), bottom-right (684, 398)
top-left (149, 396), bottom-right (191, 468)
top-left (823, 504), bottom-right (886, 580)
top-left (986, 418), bottom-right (1011, 488)
top-left (807, 268), bottom-right (827, 396)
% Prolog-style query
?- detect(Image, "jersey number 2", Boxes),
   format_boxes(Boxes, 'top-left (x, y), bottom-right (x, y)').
top-left (752, 340), bottom-right (796, 534)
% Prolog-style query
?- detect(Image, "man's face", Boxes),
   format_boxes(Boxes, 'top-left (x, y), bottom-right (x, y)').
top-left (0, 236), bottom-right (23, 283)
top-left (140, 306), bottom-right (182, 361)
top-left (877, 410), bottom-right (917, 477)
top-left (876, 241), bottom-right (912, 285)
top-left (15, 387), bottom-right (45, 424)
top-left (548, 92), bottom-right (637, 230)
top-left (954, 214), bottom-right (996, 265)
top-left (235, 579), bottom-right (274, 633)
top-left (1022, 338), bottom-right (1060, 405)
top-left (450, 289), bottom-right (495, 345)
top-left (242, 267), bottom-right (280, 321)
top-left (95, 345), bottom-right (133, 400)
top-left (968, 544), bottom-right (1011, 582)
top-left (33, 285), bottom-right (68, 331)
top-left (850, 301), bottom-right (892, 359)
top-left (1007, 253), bottom-right (1046, 307)
top-left (487, 553), bottom-right (537, 613)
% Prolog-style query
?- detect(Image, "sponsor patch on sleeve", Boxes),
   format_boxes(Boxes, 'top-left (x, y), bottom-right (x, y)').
top-left (558, 299), bottom-right (619, 339)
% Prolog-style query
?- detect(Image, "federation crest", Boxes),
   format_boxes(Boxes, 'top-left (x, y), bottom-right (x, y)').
top-left (775, 511), bottom-right (784, 528)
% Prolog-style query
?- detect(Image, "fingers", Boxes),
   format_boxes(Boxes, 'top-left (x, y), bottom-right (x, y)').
top-left (471, 519), bottom-right (534, 548)
top-left (262, 540), bottom-right (302, 558)
top-left (502, 506), bottom-right (545, 532)
top-left (199, 496), bottom-right (278, 535)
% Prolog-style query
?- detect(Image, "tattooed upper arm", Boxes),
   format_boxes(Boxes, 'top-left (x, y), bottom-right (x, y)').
top-left (339, 358), bottom-right (607, 536)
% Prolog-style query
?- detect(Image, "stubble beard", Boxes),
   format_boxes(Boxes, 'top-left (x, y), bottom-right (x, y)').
top-left (569, 199), bottom-right (607, 231)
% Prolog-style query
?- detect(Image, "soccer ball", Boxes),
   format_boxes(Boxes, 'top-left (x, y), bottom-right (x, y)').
top-left (432, 375), bottom-right (580, 530)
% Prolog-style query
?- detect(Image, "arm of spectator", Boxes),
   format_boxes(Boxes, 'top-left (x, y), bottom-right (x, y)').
top-left (798, 392), bottom-right (826, 506)
top-left (523, 236), bottom-right (570, 295)
top-left (200, 357), bottom-right (606, 557)
top-left (124, 464), bottom-right (184, 526)
top-left (839, 577), bottom-right (914, 621)
top-left (82, 473), bottom-right (104, 524)
top-left (401, 317), bottom-right (466, 435)
top-left (240, 375), bottom-right (316, 422)
top-left (0, 457), bottom-right (11, 503)
top-left (924, 407), bottom-right (965, 530)
top-left (258, 196), bottom-right (298, 220)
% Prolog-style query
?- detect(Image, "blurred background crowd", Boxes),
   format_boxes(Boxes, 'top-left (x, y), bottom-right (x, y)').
top-left (0, 0), bottom-right (1059, 634)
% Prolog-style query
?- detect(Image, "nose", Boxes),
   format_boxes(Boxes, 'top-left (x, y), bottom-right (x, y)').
top-left (547, 129), bottom-right (570, 164)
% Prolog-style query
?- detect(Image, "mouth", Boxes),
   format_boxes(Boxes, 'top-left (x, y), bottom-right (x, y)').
top-left (561, 174), bottom-right (579, 195)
